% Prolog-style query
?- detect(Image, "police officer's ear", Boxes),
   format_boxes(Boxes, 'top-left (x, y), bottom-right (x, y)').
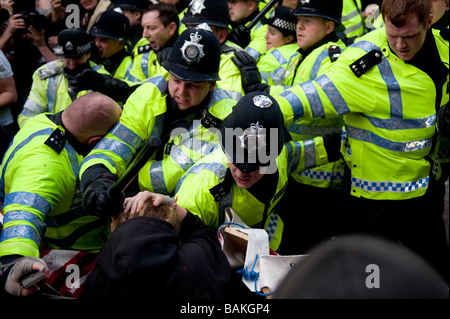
top-left (168, 21), bottom-right (178, 37)
top-left (208, 81), bottom-right (216, 92)
top-left (87, 136), bottom-right (103, 147)
top-left (325, 20), bottom-right (336, 35)
top-left (215, 28), bottom-right (228, 45)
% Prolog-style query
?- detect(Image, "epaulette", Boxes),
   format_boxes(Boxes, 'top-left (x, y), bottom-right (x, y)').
top-left (209, 169), bottom-right (233, 202)
top-left (37, 65), bottom-right (64, 80)
top-left (44, 128), bottom-right (66, 154)
top-left (137, 44), bottom-right (152, 55)
top-left (201, 109), bottom-right (222, 129)
top-left (350, 49), bottom-right (383, 78)
top-left (328, 45), bottom-right (342, 62)
top-left (440, 28), bottom-right (449, 41)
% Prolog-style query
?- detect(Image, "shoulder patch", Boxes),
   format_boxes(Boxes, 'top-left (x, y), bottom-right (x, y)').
top-left (350, 49), bottom-right (383, 78)
top-left (328, 45), bottom-right (341, 62)
top-left (37, 65), bottom-right (64, 80)
top-left (44, 128), bottom-right (66, 154)
top-left (137, 44), bottom-right (152, 54)
top-left (201, 109), bottom-right (222, 129)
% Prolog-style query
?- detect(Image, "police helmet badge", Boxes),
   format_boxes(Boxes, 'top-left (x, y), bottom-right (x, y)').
top-left (300, 0), bottom-right (310, 4)
top-left (239, 121), bottom-right (266, 153)
top-left (253, 95), bottom-right (273, 109)
top-left (189, 0), bottom-right (206, 15)
top-left (180, 31), bottom-right (205, 64)
top-left (65, 41), bottom-right (74, 52)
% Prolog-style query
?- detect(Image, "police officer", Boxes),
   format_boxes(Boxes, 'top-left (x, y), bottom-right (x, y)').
top-left (79, 24), bottom-right (236, 217)
top-left (0, 93), bottom-right (122, 297)
top-left (235, 0), bottom-right (348, 254)
top-left (90, 9), bottom-right (133, 81)
top-left (130, 92), bottom-right (340, 255)
top-left (273, 0), bottom-right (449, 281)
top-left (111, 0), bottom-right (152, 52)
top-left (181, 0), bottom-right (246, 101)
top-left (228, 0), bottom-right (270, 62)
top-left (256, 5), bottom-right (298, 86)
top-left (17, 28), bottom-right (110, 128)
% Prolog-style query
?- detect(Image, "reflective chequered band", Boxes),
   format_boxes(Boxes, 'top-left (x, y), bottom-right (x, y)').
top-left (351, 176), bottom-right (429, 193)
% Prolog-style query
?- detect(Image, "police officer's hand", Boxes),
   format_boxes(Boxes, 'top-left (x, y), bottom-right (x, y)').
top-left (72, 69), bottom-right (135, 103)
top-left (437, 102), bottom-right (449, 138)
top-left (3, 257), bottom-right (48, 297)
top-left (228, 25), bottom-right (251, 49)
top-left (81, 165), bottom-right (124, 217)
top-left (231, 50), bottom-right (268, 94)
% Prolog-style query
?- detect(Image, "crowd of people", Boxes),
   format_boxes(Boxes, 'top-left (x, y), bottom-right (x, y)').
top-left (0, 0), bottom-right (449, 300)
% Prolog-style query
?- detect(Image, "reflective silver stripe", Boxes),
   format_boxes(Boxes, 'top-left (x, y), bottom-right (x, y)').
top-left (315, 74), bottom-right (351, 115)
top-left (278, 90), bottom-right (304, 122)
top-left (347, 126), bottom-right (432, 152)
top-left (47, 75), bottom-right (59, 113)
top-left (4, 192), bottom-right (51, 216)
top-left (303, 139), bottom-right (317, 169)
top-left (141, 52), bottom-right (150, 79)
top-left (80, 154), bottom-right (117, 171)
top-left (21, 100), bottom-right (47, 119)
top-left (351, 176), bottom-right (429, 193)
top-left (109, 123), bottom-right (143, 152)
top-left (3, 210), bottom-right (46, 237)
top-left (310, 49), bottom-right (328, 81)
top-left (271, 49), bottom-right (288, 65)
top-left (149, 161), bottom-right (168, 194)
top-left (287, 123), bottom-right (342, 137)
top-left (345, 21), bottom-right (365, 35)
top-left (286, 142), bottom-right (301, 175)
top-left (245, 47), bottom-right (261, 62)
top-left (300, 81), bottom-right (324, 118)
top-left (175, 162), bottom-right (227, 193)
top-left (0, 225), bottom-right (41, 244)
top-left (263, 66), bottom-right (287, 86)
top-left (342, 9), bottom-right (361, 22)
top-left (145, 75), bottom-right (168, 94)
top-left (94, 138), bottom-right (135, 165)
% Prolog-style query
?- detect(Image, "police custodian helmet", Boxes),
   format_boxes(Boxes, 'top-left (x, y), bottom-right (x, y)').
top-left (182, 0), bottom-right (230, 30)
top-left (162, 23), bottom-right (221, 82)
top-left (220, 92), bottom-right (284, 173)
top-left (90, 9), bottom-right (131, 43)
top-left (294, 0), bottom-right (346, 32)
top-left (55, 28), bottom-right (92, 57)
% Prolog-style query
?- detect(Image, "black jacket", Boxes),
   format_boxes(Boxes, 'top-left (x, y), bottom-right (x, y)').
top-left (81, 213), bottom-right (232, 300)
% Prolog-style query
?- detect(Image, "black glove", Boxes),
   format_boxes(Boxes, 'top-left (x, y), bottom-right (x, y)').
top-left (323, 130), bottom-right (343, 163)
top-left (228, 25), bottom-right (251, 49)
top-left (231, 50), bottom-right (269, 94)
top-left (72, 69), bottom-right (138, 103)
top-left (437, 102), bottom-right (449, 138)
top-left (156, 47), bottom-right (172, 65)
top-left (81, 165), bottom-right (124, 217)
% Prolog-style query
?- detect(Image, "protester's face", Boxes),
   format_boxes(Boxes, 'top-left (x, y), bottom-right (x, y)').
top-left (168, 75), bottom-right (215, 111)
top-left (431, 0), bottom-right (449, 24)
top-left (265, 26), bottom-right (292, 50)
top-left (142, 10), bottom-right (174, 51)
top-left (80, 0), bottom-right (98, 11)
top-left (228, 0), bottom-right (253, 24)
top-left (229, 162), bottom-right (264, 189)
top-left (94, 37), bottom-right (123, 59)
top-left (296, 16), bottom-right (333, 51)
top-left (385, 13), bottom-right (432, 62)
top-left (63, 53), bottom-right (91, 70)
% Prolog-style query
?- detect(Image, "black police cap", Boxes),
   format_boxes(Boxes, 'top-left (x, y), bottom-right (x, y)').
top-left (163, 24), bottom-right (221, 82)
top-left (56, 28), bottom-right (92, 58)
top-left (111, 0), bottom-right (151, 11)
top-left (220, 92), bottom-right (284, 173)
top-left (182, 0), bottom-right (230, 30)
top-left (90, 10), bottom-right (131, 43)
top-left (294, 0), bottom-right (345, 32)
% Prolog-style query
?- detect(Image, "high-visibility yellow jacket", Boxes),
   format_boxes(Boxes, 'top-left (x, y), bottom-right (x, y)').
top-left (270, 38), bottom-right (347, 189)
top-left (258, 43), bottom-right (299, 86)
top-left (80, 76), bottom-right (236, 195)
top-left (275, 28), bottom-right (449, 200)
top-left (342, 0), bottom-right (366, 39)
top-left (0, 114), bottom-right (108, 258)
top-left (175, 137), bottom-right (330, 251)
top-left (18, 59), bottom-right (109, 128)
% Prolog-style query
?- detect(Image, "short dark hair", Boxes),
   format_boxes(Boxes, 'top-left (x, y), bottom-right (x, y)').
top-left (382, 0), bottom-right (432, 27)
top-left (144, 3), bottom-right (180, 28)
